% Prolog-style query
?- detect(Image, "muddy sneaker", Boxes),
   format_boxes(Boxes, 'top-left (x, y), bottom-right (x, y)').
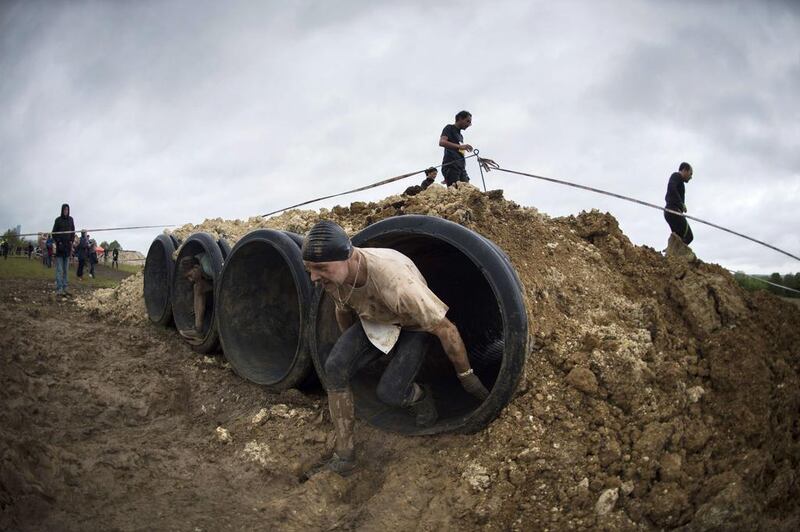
top-left (665, 233), bottom-right (682, 257)
top-left (410, 385), bottom-right (438, 427)
top-left (304, 453), bottom-right (356, 479)
top-left (326, 453), bottom-right (356, 476)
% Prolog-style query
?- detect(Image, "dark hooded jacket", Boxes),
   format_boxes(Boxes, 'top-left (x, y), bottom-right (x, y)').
top-left (52, 204), bottom-right (75, 258)
top-left (664, 172), bottom-right (686, 212)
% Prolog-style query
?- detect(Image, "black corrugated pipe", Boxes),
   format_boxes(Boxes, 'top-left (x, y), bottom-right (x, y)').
top-left (171, 232), bottom-right (230, 353)
top-left (215, 229), bottom-right (315, 390)
top-left (309, 215), bottom-right (528, 435)
top-left (144, 234), bottom-right (181, 326)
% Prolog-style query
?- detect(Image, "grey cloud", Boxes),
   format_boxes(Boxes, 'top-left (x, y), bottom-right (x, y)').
top-left (598, 2), bottom-right (800, 175)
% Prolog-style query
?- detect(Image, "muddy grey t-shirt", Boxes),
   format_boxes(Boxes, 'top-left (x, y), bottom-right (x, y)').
top-left (333, 248), bottom-right (449, 352)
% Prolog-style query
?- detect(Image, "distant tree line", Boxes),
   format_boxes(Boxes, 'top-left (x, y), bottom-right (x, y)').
top-left (2, 228), bottom-right (26, 249)
top-left (734, 271), bottom-right (800, 298)
top-left (99, 240), bottom-right (122, 251)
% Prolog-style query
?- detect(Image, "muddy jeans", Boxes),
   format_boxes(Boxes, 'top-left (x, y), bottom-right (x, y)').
top-left (325, 321), bottom-right (431, 407)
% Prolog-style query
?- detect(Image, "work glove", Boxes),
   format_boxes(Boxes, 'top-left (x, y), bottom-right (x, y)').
top-left (459, 371), bottom-right (490, 401)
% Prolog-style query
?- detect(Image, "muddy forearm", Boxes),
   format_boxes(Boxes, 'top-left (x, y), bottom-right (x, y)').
top-left (432, 318), bottom-right (471, 374)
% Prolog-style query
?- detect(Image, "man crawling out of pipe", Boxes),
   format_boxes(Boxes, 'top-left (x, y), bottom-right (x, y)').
top-left (302, 220), bottom-right (491, 477)
top-left (178, 255), bottom-right (213, 342)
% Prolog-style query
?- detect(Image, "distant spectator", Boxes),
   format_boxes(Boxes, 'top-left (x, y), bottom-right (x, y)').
top-left (45, 234), bottom-right (54, 268)
top-left (27, 242), bottom-right (33, 259)
top-left (103, 246), bottom-right (108, 265)
top-left (76, 230), bottom-right (89, 280)
top-left (112, 247), bottom-right (119, 269)
top-left (38, 233), bottom-right (46, 265)
top-left (1, 239), bottom-right (8, 260)
top-left (52, 203), bottom-right (75, 298)
top-left (88, 237), bottom-right (98, 279)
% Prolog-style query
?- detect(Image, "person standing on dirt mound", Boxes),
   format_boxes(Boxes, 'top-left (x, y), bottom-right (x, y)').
top-left (664, 162), bottom-right (695, 256)
top-left (178, 255), bottom-right (213, 341)
top-left (439, 110), bottom-right (473, 186)
top-left (302, 220), bottom-right (490, 477)
top-left (51, 203), bottom-right (75, 298)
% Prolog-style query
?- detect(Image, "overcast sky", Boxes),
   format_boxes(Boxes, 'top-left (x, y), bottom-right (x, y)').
top-left (1, 0), bottom-right (798, 274)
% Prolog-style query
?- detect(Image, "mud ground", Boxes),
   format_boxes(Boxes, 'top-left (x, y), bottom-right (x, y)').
top-left (1, 278), bottom-right (484, 531)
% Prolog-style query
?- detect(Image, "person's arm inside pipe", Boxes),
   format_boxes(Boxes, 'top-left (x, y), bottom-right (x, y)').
top-left (430, 318), bottom-right (490, 400)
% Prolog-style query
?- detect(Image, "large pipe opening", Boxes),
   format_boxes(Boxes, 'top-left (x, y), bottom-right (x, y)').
top-left (310, 215), bottom-right (528, 435)
top-left (171, 233), bottom-right (227, 353)
top-left (144, 234), bottom-right (178, 326)
top-left (216, 230), bottom-right (314, 390)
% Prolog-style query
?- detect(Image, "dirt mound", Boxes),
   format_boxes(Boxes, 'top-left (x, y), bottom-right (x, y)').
top-left (6, 182), bottom-right (799, 530)
top-left (77, 271), bottom-right (147, 323)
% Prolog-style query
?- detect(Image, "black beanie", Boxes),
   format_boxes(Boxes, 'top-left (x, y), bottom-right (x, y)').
top-left (302, 220), bottom-right (352, 262)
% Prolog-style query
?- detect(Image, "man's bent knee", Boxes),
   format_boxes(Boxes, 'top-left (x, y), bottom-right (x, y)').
top-left (324, 355), bottom-right (351, 390)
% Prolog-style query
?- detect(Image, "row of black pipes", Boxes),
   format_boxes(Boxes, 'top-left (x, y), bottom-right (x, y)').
top-left (144, 215), bottom-right (528, 435)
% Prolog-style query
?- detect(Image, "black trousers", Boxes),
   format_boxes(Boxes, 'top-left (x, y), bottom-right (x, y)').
top-left (442, 164), bottom-right (469, 186)
top-left (664, 211), bottom-right (694, 245)
top-left (325, 321), bottom-right (430, 407)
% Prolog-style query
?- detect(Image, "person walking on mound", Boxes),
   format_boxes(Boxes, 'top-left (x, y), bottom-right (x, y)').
top-left (439, 110), bottom-right (474, 186)
top-left (664, 162), bottom-right (695, 258)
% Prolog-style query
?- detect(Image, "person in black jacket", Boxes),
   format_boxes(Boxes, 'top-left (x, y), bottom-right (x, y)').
top-left (664, 162), bottom-right (694, 249)
top-left (76, 230), bottom-right (89, 280)
top-left (52, 203), bottom-right (75, 298)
